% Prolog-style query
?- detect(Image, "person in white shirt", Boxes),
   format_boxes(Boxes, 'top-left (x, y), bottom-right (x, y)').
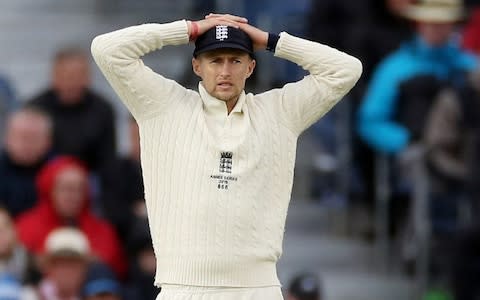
top-left (91, 13), bottom-right (362, 300)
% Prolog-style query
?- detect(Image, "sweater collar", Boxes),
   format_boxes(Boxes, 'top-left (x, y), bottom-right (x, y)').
top-left (198, 82), bottom-right (246, 116)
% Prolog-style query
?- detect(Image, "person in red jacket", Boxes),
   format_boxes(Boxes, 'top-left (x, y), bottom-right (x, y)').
top-left (15, 156), bottom-right (126, 277)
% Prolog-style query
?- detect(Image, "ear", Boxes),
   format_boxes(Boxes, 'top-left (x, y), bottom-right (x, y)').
top-left (192, 57), bottom-right (202, 77)
top-left (246, 59), bottom-right (256, 79)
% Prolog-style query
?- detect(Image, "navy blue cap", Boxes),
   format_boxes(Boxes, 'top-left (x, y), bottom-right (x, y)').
top-left (193, 25), bottom-right (253, 57)
top-left (82, 264), bottom-right (121, 297)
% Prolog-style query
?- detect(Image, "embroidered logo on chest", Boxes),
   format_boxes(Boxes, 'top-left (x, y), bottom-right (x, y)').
top-left (210, 151), bottom-right (237, 190)
top-left (219, 151), bottom-right (233, 174)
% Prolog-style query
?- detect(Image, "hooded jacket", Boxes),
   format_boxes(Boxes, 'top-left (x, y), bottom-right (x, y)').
top-left (15, 156), bottom-right (126, 277)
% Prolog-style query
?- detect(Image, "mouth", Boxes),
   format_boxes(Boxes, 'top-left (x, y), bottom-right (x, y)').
top-left (217, 81), bottom-right (233, 88)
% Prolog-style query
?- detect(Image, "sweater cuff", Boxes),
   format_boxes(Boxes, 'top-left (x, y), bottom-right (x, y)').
top-left (274, 32), bottom-right (317, 63)
top-left (148, 20), bottom-right (190, 46)
top-left (266, 33), bottom-right (280, 52)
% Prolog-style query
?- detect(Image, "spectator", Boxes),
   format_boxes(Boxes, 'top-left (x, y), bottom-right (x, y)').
top-left (356, 0), bottom-right (477, 240)
top-left (0, 207), bottom-right (38, 285)
top-left (82, 263), bottom-right (122, 300)
top-left (423, 70), bottom-right (480, 289)
top-left (287, 273), bottom-right (322, 300)
top-left (37, 228), bottom-right (90, 300)
top-left (0, 106), bottom-right (52, 217)
top-left (124, 219), bottom-right (158, 300)
top-left (357, 0), bottom-right (478, 154)
top-left (423, 70), bottom-right (480, 227)
top-left (462, 5), bottom-right (480, 55)
top-left (0, 75), bottom-right (16, 142)
top-left (99, 116), bottom-right (144, 238)
top-left (28, 47), bottom-right (116, 172)
top-left (16, 156), bottom-right (126, 277)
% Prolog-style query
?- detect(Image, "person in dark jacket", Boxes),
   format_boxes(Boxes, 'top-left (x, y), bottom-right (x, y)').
top-left (28, 47), bottom-right (116, 172)
top-left (99, 116), bottom-right (144, 239)
top-left (0, 106), bottom-right (52, 217)
top-left (124, 218), bottom-right (158, 300)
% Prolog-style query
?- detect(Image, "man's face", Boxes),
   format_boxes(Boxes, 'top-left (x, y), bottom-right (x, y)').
top-left (5, 112), bottom-right (51, 166)
top-left (52, 167), bottom-right (87, 219)
top-left (46, 256), bottom-right (88, 296)
top-left (192, 48), bottom-right (255, 106)
top-left (52, 56), bottom-right (90, 105)
top-left (417, 21), bottom-right (455, 47)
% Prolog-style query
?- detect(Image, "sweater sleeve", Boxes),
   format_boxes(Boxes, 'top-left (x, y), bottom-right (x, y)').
top-left (259, 32), bottom-right (362, 135)
top-left (91, 20), bottom-right (190, 120)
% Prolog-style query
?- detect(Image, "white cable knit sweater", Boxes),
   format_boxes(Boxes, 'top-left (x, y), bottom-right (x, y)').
top-left (91, 20), bottom-right (362, 288)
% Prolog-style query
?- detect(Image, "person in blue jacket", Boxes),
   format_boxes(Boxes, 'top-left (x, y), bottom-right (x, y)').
top-left (358, 0), bottom-right (478, 154)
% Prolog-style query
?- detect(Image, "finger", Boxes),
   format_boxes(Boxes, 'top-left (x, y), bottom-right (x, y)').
top-left (206, 13), bottom-right (248, 23)
top-left (210, 18), bottom-right (243, 28)
top-left (215, 21), bottom-right (240, 28)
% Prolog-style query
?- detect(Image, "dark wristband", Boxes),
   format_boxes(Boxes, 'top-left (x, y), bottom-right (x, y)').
top-left (266, 33), bottom-right (280, 52)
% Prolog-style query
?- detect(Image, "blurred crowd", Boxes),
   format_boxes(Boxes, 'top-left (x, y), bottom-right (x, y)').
top-left (0, 0), bottom-right (480, 299)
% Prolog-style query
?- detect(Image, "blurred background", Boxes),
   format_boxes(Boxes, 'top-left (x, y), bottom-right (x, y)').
top-left (1, 0), bottom-right (480, 299)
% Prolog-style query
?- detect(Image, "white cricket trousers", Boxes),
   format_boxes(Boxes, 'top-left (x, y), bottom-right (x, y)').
top-left (156, 285), bottom-right (284, 300)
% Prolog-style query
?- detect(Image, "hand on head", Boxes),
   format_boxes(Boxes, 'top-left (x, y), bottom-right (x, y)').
top-left (189, 13), bottom-right (268, 51)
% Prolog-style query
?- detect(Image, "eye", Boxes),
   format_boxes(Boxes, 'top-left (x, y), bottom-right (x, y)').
top-left (233, 59), bottom-right (242, 64)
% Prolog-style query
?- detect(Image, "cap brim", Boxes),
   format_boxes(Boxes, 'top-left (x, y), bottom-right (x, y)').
top-left (402, 6), bottom-right (465, 22)
top-left (194, 42), bottom-right (253, 57)
top-left (47, 249), bottom-right (89, 260)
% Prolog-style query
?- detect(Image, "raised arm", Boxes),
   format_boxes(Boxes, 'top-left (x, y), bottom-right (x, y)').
top-left (274, 34), bottom-right (362, 134)
top-left (91, 16), bottom-right (249, 120)
top-left (91, 21), bottom-right (190, 120)
top-left (234, 20), bottom-right (362, 135)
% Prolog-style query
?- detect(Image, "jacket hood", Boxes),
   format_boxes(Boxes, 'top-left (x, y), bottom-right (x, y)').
top-left (36, 156), bottom-right (90, 215)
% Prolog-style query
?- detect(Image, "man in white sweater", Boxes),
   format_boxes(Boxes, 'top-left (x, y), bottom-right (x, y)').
top-left (91, 13), bottom-right (362, 300)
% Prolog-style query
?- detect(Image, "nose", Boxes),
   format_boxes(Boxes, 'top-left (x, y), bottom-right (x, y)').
top-left (219, 61), bottom-right (232, 77)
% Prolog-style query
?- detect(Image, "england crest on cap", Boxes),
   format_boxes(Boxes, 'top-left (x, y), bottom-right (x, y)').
top-left (216, 25), bottom-right (229, 41)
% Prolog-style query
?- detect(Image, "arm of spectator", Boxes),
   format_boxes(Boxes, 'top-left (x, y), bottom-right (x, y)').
top-left (424, 89), bottom-right (468, 180)
top-left (357, 58), bottom-right (410, 154)
top-left (255, 31), bottom-right (362, 135)
top-left (91, 21), bottom-right (190, 121)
